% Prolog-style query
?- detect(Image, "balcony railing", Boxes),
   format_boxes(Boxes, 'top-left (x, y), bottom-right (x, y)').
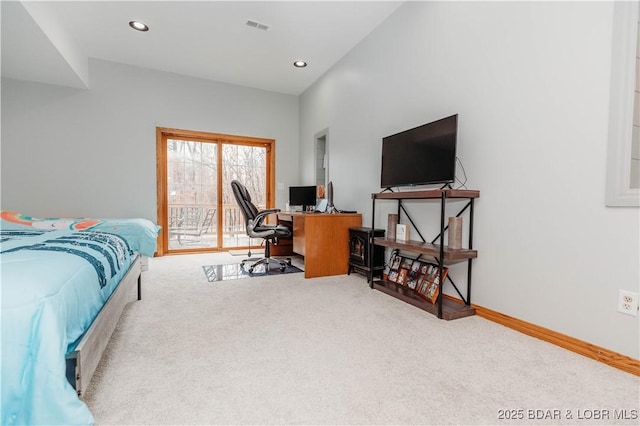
top-left (167, 203), bottom-right (265, 249)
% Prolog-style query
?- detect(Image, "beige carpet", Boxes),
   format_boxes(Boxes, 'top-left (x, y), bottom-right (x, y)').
top-left (84, 253), bottom-right (640, 425)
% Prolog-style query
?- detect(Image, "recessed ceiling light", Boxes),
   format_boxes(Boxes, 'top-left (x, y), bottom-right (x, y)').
top-left (129, 21), bottom-right (149, 32)
top-left (293, 61), bottom-right (307, 68)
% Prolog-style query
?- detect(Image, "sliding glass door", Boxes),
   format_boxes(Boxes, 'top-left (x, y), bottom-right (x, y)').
top-left (220, 143), bottom-right (268, 249)
top-left (166, 139), bottom-right (218, 250)
top-left (156, 128), bottom-right (275, 255)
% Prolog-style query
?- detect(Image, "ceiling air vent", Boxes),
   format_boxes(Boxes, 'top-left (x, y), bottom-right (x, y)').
top-left (246, 20), bottom-right (269, 31)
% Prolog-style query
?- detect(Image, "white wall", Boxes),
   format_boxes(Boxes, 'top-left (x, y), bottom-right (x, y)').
top-left (299, 1), bottom-right (640, 358)
top-left (1, 59), bottom-right (299, 220)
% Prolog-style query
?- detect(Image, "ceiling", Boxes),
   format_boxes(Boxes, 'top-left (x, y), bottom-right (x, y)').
top-left (1, 1), bottom-right (403, 95)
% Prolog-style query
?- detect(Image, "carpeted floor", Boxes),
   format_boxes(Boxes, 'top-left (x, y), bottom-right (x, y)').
top-left (84, 253), bottom-right (640, 425)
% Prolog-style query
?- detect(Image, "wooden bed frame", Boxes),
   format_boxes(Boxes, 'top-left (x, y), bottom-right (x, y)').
top-left (65, 255), bottom-right (143, 398)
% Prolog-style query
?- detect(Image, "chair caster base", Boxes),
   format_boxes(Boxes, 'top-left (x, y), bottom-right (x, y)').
top-left (241, 257), bottom-right (289, 274)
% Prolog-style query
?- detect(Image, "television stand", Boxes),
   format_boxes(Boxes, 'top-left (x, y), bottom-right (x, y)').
top-left (370, 188), bottom-right (479, 320)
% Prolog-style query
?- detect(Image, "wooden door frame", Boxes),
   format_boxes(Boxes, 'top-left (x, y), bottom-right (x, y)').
top-left (156, 127), bottom-right (275, 256)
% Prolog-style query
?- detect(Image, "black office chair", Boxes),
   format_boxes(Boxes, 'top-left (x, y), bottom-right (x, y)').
top-left (231, 180), bottom-right (292, 273)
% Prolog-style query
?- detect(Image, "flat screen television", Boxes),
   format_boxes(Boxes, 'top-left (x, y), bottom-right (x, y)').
top-left (380, 114), bottom-right (458, 188)
top-left (289, 185), bottom-right (316, 211)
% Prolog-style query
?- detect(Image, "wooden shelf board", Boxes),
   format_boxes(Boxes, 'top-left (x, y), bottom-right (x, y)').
top-left (350, 263), bottom-right (385, 272)
top-left (373, 237), bottom-right (477, 261)
top-left (372, 280), bottom-right (475, 320)
top-left (372, 189), bottom-right (480, 200)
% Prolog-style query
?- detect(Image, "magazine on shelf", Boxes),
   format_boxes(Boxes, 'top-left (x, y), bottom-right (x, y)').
top-left (385, 255), bottom-right (448, 302)
top-left (406, 274), bottom-right (418, 290)
top-left (390, 253), bottom-right (402, 271)
top-left (417, 276), bottom-right (430, 296)
top-left (384, 253), bottom-right (401, 280)
top-left (400, 257), bottom-right (414, 270)
top-left (419, 263), bottom-right (429, 276)
top-left (405, 259), bottom-right (421, 289)
top-left (418, 264), bottom-right (448, 304)
top-left (397, 268), bottom-right (409, 285)
top-left (424, 279), bottom-right (440, 304)
top-left (409, 260), bottom-right (421, 277)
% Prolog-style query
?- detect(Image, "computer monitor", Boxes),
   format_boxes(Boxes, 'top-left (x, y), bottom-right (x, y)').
top-left (289, 185), bottom-right (316, 211)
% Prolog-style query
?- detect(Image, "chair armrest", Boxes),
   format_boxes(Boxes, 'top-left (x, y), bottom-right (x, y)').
top-left (253, 208), bottom-right (281, 224)
top-left (246, 208), bottom-right (282, 238)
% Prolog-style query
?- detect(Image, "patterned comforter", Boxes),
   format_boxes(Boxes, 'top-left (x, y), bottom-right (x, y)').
top-left (1, 216), bottom-right (159, 425)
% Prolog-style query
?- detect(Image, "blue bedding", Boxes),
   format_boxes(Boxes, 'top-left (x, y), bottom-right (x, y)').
top-left (1, 220), bottom-right (158, 425)
top-left (0, 214), bottom-right (160, 258)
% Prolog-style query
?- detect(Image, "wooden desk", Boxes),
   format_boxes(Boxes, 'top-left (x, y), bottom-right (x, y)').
top-left (278, 212), bottom-right (362, 278)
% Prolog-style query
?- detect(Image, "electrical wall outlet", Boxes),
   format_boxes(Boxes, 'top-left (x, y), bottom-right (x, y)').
top-left (617, 290), bottom-right (639, 316)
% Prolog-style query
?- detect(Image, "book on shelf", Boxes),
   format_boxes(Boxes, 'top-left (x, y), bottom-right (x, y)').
top-left (396, 224), bottom-right (409, 241)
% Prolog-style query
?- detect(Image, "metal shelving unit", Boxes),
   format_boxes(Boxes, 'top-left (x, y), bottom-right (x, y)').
top-left (370, 189), bottom-right (479, 320)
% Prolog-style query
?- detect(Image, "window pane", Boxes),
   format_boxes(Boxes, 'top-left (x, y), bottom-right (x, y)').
top-left (167, 139), bottom-right (218, 250)
top-left (222, 143), bottom-right (267, 247)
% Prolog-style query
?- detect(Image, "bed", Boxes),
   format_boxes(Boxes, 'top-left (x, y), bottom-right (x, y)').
top-left (0, 211), bottom-right (160, 425)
